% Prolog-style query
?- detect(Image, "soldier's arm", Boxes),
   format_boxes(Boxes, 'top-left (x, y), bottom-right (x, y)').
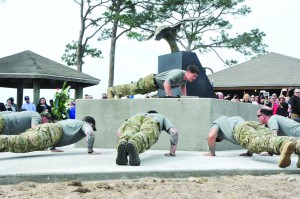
top-left (84, 126), bottom-right (100, 155)
top-left (180, 86), bottom-right (187, 96)
top-left (163, 81), bottom-right (173, 96)
top-left (203, 128), bottom-right (218, 156)
top-left (164, 127), bottom-right (178, 156)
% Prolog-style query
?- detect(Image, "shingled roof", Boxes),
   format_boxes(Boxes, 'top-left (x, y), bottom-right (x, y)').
top-left (207, 52), bottom-right (300, 90)
top-left (0, 50), bottom-right (100, 88)
top-left (0, 50), bottom-right (101, 105)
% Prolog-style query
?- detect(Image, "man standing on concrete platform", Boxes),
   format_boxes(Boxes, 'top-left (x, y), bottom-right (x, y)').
top-left (116, 110), bottom-right (178, 166)
top-left (107, 65), bottom-right (199, 99)
top-left (0, 116), bottom-right (100, 155)
top-left (204, 116), bottom-right (300, 168)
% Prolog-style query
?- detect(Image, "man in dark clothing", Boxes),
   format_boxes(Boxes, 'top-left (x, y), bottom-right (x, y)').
top-left (0, 103), bottom-right (6, 111)
top-left (290, 88), bottom-right (300, 119)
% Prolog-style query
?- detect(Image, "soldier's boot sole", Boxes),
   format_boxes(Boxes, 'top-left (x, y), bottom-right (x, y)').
top-left (127, 142), bottom-right (140, 166)
top-left (116, 142), bottom-right (128, 165)
top-left (278, 141), bottom-right (295, 168)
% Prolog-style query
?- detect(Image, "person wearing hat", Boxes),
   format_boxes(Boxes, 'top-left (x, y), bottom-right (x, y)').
top-left (116, 110), bottom-right (178, 166)
top-left (0, 111), bottom-right (44, 135)
top-left (0, 116), bottom-right (100, 155)
top-left (21, 96), bottom-right (36, 111)
top-left (276, 95), bottom-right (289, 117)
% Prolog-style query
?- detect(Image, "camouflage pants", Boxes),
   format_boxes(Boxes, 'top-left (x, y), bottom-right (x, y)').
top-left (0, 123), bottom-right (63, 153)
top-left (233, 121), bottom-right (293, 155)
top-left (0, 114), bottom-right (4, 134)
top-left (107, 74), bottom-right (157, 99)
top-left (118, 115), bottom-right (160, 154)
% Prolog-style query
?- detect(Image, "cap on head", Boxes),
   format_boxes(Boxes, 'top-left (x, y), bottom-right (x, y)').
top-left (24, 96), bottom-right (30, 100)
top-left (147, 110), bottom-right (158, 114)
top-left (82, 116), bottom-right (96, 131)
top-left (40, 111), bottom-right (52, 119)
top-left (279, 95), bottom-right (285, 99)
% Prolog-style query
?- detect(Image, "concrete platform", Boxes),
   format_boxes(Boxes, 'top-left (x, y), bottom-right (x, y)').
top-left (0, 148), bottom-right (299, 185)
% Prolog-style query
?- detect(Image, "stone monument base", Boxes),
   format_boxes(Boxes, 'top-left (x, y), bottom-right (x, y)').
top-left (75, 98), bottom-right (260, 151)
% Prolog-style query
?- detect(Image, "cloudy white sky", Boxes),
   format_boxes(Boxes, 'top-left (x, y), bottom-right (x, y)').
top-left (0, 0), bottom-right (299, 102)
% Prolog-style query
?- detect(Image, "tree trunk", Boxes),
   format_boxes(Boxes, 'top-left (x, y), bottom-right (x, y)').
top-left (77, 0), bottom-right (85, 72)
top-left (108, 20), bottom-right (118, 87)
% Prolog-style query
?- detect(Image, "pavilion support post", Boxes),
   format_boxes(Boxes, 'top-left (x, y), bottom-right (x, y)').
top-left (75, 86), bottom-right (83, 99)
top-left (33, 79), bottom-right (40, 105)
top-left (17, 81), bottom-right (24, 110)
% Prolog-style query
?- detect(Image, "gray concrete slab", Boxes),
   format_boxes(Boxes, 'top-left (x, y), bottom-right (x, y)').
top-left (0, 148), bottom-right (299, 185)
top-left (76, 98), bottom-right (260, 151)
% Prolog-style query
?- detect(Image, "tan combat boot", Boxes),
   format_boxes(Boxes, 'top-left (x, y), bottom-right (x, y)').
top-left (289, 137), bottom-right (300, 168)
top-left (295, 146), bottom-right (300, 168)
top-left (278, 141), bottom-right (296, 168)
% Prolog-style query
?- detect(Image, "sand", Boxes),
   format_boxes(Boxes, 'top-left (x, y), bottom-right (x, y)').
top-left (0, 174), bottom-right (300, 198)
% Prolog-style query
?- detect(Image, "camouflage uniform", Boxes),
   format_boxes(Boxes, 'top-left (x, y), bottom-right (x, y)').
top-left (107, 74), bottom-right (157, 99)
top-left (0, 123), bottom-right (63, 153)
top-left (233, 121), bottom-right (298, 155)
top-left (118, 114), bottom-right (160, 153)
top-left (0, 114), bottom-right (4, 134)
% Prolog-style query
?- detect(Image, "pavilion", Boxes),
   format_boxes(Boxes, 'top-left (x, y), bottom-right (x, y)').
top-left (207, 52), bottom-right (300, 97)
top-left (0, 50), bottom-right (100, 106)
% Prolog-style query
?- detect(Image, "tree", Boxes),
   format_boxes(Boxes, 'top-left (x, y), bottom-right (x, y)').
top-left (153, 0), bottom-right (268, 66)
top-left (61, 0), bottom-right (109, 72)
top-left (62, 0), bottom-right (176, 88)
top-left (101, 0), bottom-right (162, 87)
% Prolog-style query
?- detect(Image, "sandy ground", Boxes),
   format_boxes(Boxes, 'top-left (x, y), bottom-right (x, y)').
top-left (0, 174), bottom-right (300, 199)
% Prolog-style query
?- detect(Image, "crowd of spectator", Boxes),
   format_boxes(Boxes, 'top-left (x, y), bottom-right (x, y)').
top-left (216, 87), bottom-right (300, 119)
top-left (0, 96), bottom-right (77, 120)
top-left (0, 92), bottom-right (111, 118)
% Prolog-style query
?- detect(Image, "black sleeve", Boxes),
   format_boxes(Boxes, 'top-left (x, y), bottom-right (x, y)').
top-left (47, 105), bottom-right (52, 114)
top-left (290, 96), bottom-right (300, 114)
top-left (0, 103), bottom-right (6, 111)
top-left (36, 105), bottom-right (44, 113)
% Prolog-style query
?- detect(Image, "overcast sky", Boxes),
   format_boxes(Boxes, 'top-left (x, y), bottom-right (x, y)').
top-left (0, 0), bottom-right (299, 102)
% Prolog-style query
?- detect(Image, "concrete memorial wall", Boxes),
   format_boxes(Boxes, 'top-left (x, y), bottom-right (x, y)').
top-left (75, 98), bottom-right (260, 151)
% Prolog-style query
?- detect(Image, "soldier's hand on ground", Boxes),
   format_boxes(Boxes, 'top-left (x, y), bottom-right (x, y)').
top-left (203, 152), bottom-right (215, 156)
top-left (89, 151), bottom-right (101, 155)
top-left (164, 152), bottom-right (175, 156)
top-left (51, 149), bottom-right (64, 152)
